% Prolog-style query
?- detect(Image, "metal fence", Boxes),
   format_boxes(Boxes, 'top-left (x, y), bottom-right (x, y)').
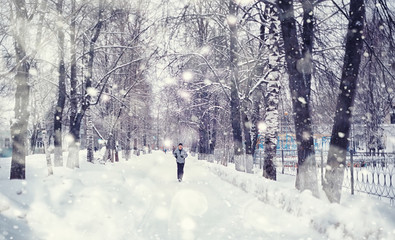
top-left (254, 149), bottom-right (298, 175)
top-left (254, 150), bottom-right (395, 203)
top-left (343, 152), bottom-right (395, 204)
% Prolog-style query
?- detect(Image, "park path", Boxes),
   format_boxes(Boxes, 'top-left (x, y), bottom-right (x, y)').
top-left (128, 151), bottom-right (321, 240)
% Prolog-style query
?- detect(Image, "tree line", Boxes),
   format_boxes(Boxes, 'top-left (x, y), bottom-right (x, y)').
top-left (1, 0), bottom-right (394, 203)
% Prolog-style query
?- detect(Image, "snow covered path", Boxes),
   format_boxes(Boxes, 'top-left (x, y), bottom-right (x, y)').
top-left (0, 151), bottom-right (322, 240)
top-left (125, 151), bottom-right (321, 240)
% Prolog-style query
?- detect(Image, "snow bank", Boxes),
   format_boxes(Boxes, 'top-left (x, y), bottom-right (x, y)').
top-left (0, 160), bottom-right (141, 240)
top-left (202, 161), bottom-right (395, 240)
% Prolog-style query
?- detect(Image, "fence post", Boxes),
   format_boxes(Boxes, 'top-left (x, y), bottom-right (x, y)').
top-left (321, 149), bottom-right (324, 184)
top-left (350, 150), bottom-right (354, 195)
top-left (281, 148), bottom-right (284, 174)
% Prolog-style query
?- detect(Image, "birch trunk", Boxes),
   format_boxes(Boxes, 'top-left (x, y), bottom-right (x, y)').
top-left (262, 5), bottom-right (282, 180)
top-left (323, 0), bottom-right (365, 203)
top-left (261, 6), bottom-right (284, 180)
top-left (263, 75), bottom-right (280, 180)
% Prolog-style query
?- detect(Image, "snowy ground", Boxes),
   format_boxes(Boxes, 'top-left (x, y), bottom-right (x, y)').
top-left (0, 151), bottom-right (394, 240)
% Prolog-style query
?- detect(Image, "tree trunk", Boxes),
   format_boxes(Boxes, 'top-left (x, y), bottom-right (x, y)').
top-left (68, 0), bottom-right (78, 166)
top-left (54, 0), bottom-right (66, 167)
top-left (86, 109), bottom-right (94, 163)
top-left (250, 92), bottom-right (260, 157)
top-left (366, 65), bottom-right (379, 154)
top-left (198, 110), bottom-right (210, 160)
top-left (209, 100), bottom-right (219, 155)
top-left (278, 0), bottom-right (318, 196)
top-left (261, 5), bottom-right (282, 181)
top-left (242, 107), bottom-right (253, 173)
top-left (263, 76), bottom-right (280, 180)
top-left (250, 4), bottom-right (266, 161)
top-left (133, 138), bottom-right (138, 155)
top-left (102, 131), bottom-right (117, 162)
top-left (67, 2), bottom-right (104, 168)
top-left (242, 109), bottom-right (252, 155)
top-left (208, 109), bottom-right (218, 163)
top-left (197, 88), bottom-right (210, 160)
top-left (228, 0), bottom-right (244, 171)
top-left (30, 122), bottom-right (39, 154)
top-left (10, 0), bottom-right (30, 180)
top-left (29, 0), bottom-right (47, 155)
top-left (124, 124), bottom-right (131, 161)
top-left (41, 119), bottom-right (53, 175)
top-left (103, 135), bottom-right (112, 162)
top-left (68, 114), bottom-right (83, 168)
top-left (323, 0), bottom-right (365, 203)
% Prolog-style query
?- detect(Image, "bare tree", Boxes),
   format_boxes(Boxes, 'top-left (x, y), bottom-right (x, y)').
top-left (277, 0), bottom-right (319, 196)
top-left (10, 0), bottom-right (31, 179)
top-left (228, 0), bottom-right (245, 171)
top-left (53, 0), bottom-right (67, 167)
top-left (67, 0), bottom-right (105, 168)
top-left (323, 0), bottom-right (365, 203)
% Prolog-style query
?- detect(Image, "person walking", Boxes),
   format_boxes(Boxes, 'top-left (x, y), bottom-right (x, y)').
top-left (174, 143), bottom-right (188, 182)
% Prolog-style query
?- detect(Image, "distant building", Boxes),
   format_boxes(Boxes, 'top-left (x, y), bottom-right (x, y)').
top-left (258, 111), bottom-right (395, 153)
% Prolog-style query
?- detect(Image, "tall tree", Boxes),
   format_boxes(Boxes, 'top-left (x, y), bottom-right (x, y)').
top-left (323, 0), bottom-right (365, 203)
top-left (29, 0), bottom-right (48, 155)
top-left (228, 0), bottom-right (245, 171)
top-left (69, 0), bottom-right (78, 161)
top-left (67, 1), bottom-right (105, 168)
top-left (10, 0), bottom-right (31, 179)
top-left (277, 0), bottom-right (319, 195)
top-left (262, 4), bottom-right (283, 181)
top-left (355, 1), bottom-right (394, 155)
top-left (53, 0), bottom-right (66, 167)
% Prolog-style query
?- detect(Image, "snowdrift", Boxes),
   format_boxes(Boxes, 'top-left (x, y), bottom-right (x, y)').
top-left (203, 161), bottom-right (395, 240)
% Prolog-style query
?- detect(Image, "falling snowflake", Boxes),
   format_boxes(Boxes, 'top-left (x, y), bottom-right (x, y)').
top-left (87, 87), bottom-right (98, 97)
top-left (226, 15), bottom-right (237, 26)
top-left (182, 71), bottom-right (194, 82)
top-left (164, 77), bottom-right (177, 86)
top-left (298, 97), bottom-right (307, 104)
top-left (258, 122), bottom-right (267, 131)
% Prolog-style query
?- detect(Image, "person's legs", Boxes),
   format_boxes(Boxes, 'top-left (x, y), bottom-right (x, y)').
top-left (177, 162), bottom-right (185, 181)
top-left (177, 162), bottom-right (182, 181)
top-left (179, 163), bottom-right (184, 181)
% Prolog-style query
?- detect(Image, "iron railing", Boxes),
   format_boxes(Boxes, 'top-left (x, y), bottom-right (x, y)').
top-left (254, 150), bottom-right (395, 203)
top-left (343, 152), bottom-right (395, 204)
